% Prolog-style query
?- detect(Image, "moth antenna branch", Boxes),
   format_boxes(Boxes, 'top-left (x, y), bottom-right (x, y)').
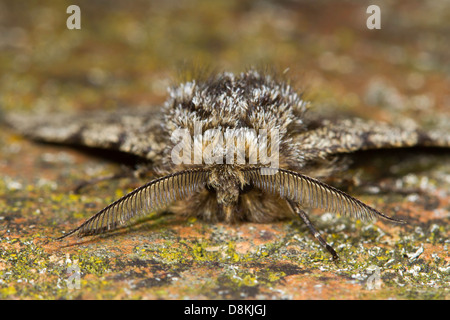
top-left (243, 167), bottom-right (405, 224)
top-left (56, 168), bottom-right (210, 240)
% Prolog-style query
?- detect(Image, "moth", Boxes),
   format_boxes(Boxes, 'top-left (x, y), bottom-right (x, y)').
top-left (5, 70), bottom-right (449, 260)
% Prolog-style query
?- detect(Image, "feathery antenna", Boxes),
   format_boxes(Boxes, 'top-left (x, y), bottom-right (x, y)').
top-left (243, 167), bottom-right (405, 223)
top-left (56, 168), bottom-right (210, 239)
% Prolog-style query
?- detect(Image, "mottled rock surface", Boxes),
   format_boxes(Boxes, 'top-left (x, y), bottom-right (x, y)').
top-left (0, 0), bottom-right (448, 299)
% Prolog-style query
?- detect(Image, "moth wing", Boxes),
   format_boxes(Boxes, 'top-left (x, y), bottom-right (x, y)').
top-left (297, 118), bottom-right (450, 160)
top-left (4, 107), bottom-right (165, 160)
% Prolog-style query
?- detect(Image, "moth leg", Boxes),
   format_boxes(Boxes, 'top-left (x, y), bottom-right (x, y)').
top-left (73, 171), bottom-right (131, 194)
top-left (73, 164), bottom-right (150, 193)
top-left (287, 200), bottom-right (339, 261)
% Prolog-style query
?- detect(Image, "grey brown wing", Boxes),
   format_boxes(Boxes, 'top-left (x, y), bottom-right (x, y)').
top-left (296, 118), bottom-right (450, 160)
top-left (4, 107), bottom-right (166, 161)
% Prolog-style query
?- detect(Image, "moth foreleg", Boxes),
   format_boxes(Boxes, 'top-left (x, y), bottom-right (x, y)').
top-left (287, 200), bottom-right (339, 261)
top-left (73, 164), bottom-right (151, 194)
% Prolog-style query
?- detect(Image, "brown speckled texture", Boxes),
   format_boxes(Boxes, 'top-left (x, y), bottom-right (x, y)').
top-left (0, 0), bottom-right (449, 299)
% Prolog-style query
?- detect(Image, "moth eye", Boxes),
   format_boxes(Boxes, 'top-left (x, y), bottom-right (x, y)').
top-left (239, 183), bottom-right (253, 194)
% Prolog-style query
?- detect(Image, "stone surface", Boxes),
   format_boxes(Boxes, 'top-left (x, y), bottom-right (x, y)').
top-left (0, 0), bottom-right (448, 299)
